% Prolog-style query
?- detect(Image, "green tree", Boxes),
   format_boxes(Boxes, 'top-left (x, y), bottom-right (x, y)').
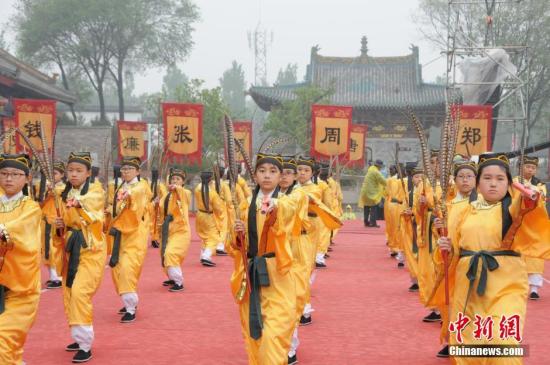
top-left (275, 63), bottom-right (298, 86)
top-left (162, 64), bottom-right (189, 101)
top-left (219, 60), bottom-right (247, 118)
top-left (262, 85), bottom-right (333, 152)
top-left (0, 30), bottom-right (10, 51)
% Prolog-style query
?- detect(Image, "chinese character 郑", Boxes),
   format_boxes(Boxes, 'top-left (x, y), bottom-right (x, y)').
top-left (460, 127), bottom-right (482, 146)
top-left (320, 127), bottom-right (341, 144)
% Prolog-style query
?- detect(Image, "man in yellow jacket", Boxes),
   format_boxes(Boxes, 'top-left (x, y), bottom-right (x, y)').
top-left (358, 159), bottom-right (386, 227)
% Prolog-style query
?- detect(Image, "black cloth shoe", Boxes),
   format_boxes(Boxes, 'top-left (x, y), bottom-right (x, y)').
top-left (120, 312), bottom-right (136, 323)
top-left (151, 240), bottom-right (160, 248)
top-left (437, 345), bottom-right (449, 358)
top-left (163, 280), bottom-right (175, 287)
top-left (327, 246), bottom-right (333, 252)
top-left (397, 262), bottom-right (404, 268)
top-left (216, 249), bottom-right (228, 256)
top-left (390, 252), bottom-right (398, 257)
top-left (408, 283), bottom-right (419, 292)
top-left (324, 253), bottom-right (330, 259)
top-left (315, 262), bottom-right (327, 269)
top-left (169, 284), bottom-right (184, 292)
top-left (117, 307), bottom-right (126, 314)
top-left (299, 315), bottom-right (312, 326)
top-left (65, 342), bottom-right (80, 352)
top-left (423, 311), bottom-right (442, 322)
top-left (72, 350), bottom-right (92, 363)
top-left (529, 292), bottom-right (540, 300)
top-left (288, 354), bottom-right (298, 365)
top-left (201, 259), bottom-right (216, 267)
top-left (47, 280), bottom-right (62, 289)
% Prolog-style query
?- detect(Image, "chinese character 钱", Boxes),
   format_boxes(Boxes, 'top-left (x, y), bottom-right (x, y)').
top-left (173, 125), bottom-right (193, 143)
top-left (320, 127), bottom-right (341, 144)
top-left (350, 138), bottom-right (358, 152)
top-left (24, 121), bottom-right (42, 138)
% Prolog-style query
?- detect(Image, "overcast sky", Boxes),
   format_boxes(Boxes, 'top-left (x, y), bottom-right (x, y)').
top-left (0, 0), bottom-right (447, 95)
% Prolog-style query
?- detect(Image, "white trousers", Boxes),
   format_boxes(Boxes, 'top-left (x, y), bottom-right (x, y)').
top-left (121, 292), bottom-right (138, 314)
top-left (288, 328), bottom-right (300, 357)
top-left (315, 252), bottom-right (325, 264)
top-left (216, 242), bottom-right (225, 251)
top-left (167, 266), bottom-right (183, 286)
top-left (396, 251), bottom-right (405, 263)
top-left (48, 266), bottom-right (61, 281)
top-left (200, 248), bottom-right (213, 261)
top-left (302, 303), bottom-right (314, 318)
top-left (71, 325), bottom-right (94, 352)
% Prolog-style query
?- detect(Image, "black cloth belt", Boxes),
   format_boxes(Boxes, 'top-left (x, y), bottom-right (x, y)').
top-left (108, 228), bottom-right (122, 268)
top-left (390, 198), bottom-right (402, 204)
top-left (198, 209), bottom-right (213, 214)
top-left (0, 285), bottom-right (6, 315)
top-left (300, 229), bottom-right (307, 235)
top-left (161, 214), bottom-right (174, 268)
top-left (65, 229), bottom-right (87, 288)
top-left (412, 219), bottom-right (418, 254)
top-left (459, 248), bottom-right (520, 312)
top-left (307, 212), bottom-right (318, 218)
top-left (44, 222), bottom-right (52, 260)
top-left (248, 252), bottom-right (275, 340)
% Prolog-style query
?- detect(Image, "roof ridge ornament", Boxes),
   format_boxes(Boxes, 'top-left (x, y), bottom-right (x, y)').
top-left (361, 36), bottom-right (368, 57)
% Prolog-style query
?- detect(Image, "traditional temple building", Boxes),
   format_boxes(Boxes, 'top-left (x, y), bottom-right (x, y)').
top-left (249, 37), bottom-right (446, 162)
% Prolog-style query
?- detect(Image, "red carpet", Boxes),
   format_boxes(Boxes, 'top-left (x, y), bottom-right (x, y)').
top-left (23, 219), bottom-right (550, 364)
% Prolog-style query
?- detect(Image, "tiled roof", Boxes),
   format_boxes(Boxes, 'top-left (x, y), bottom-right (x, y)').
top-left (250, 47), bottom-right (446, 111)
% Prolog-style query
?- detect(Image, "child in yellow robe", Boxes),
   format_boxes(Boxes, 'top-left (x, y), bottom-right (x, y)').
top-left (52, 152), bottom-right (107, 363)
top-left (108, 157), bottom-right (151, 323)
top-left (231, 153), bottom-right (296, 365)
top-left (159, 168), bottom-right (191, 292)
top-left (194, 171), bottom-right (226, 267)
top-left (513, 155), bottom-right (548, 300)
top-left (437, 153), bottom-right (550, 365)
top-left (0, 153), bottom-right (42, 365)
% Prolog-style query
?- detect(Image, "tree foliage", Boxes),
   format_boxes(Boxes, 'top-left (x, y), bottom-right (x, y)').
top-left (262, 85), bottom-right (333, 153)
top-left (219, 60), bottom-right (247, 119)
top-left (275, 63), bottom-right (298, 86)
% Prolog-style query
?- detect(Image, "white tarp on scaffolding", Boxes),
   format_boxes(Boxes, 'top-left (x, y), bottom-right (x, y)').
top-left (458, 49), bottom-right (518, 105)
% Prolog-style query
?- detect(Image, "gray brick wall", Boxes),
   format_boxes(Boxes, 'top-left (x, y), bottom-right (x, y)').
top-left (54, 126), bottom-right (113, 166)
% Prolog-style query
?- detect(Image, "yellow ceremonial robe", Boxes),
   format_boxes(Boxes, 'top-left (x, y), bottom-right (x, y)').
top-left (194, 182), bottom-right (226, 253)
top-left (110, 179), bottom-right (151, 295)
top-left (397, 178), bottom-right (419, 278)
top-left (317, 180), bottom-right (334, 255)
top-left (436, 191), bottom-right (550, 365)
top-left (0, 195), bottom-right (42, 365)
top-left (230, 193), bottom-right (296, 365)
top-left (160, 186), bottom-right (191, 269)
top-left (41, 182), bottom-right (66, 276)
top-left (61, 183), bottom-right (107, 325)
top-left (149, 182), bottom-right (168, 244)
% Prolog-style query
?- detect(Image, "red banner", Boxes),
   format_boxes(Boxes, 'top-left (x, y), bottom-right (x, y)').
top-left (162, 103), bottom-right (203, 164)
top-left (233, 121), bottom-right (253, 163)
top-left (347, 124), bottom-right (368, 168)
top-left (453, 105), bottom-right (493, 157)
top-left (311, 104), bottom-right (352, 160)
top-left (13, 98), bottom-right (57, 155)
top-left (117, 121), bottom-right (148, 161)
top-left (1, 117), bottom-right (16, 154)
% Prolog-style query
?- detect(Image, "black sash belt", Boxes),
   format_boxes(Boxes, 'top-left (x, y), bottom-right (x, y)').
top-left (307, 213), bottom-right (317, 218)
top-left (161, 214), bottom-right (174, 268)
top-left (0, 285), bottom-right (6, 315)
top-left (248, 252), bottom-right (275, 340)
top-left (65, 229), bottom-right (86, 288)
top-left (459, 249), bottom-right (520, 312)
top-left (428, 215), bottom-right (434, 254)
top-left (109, 228), bottom-right (122, 268)
top-left (412, 219), bottom-right (418, 254)
top-left (300, 229), bottom-right (307, 235)
top-left (198, 209), bottom-right (213, 214)
top-left (44, 222), bottom-right (52, 260)
top-left (390, 198), bottom-right (402, 204)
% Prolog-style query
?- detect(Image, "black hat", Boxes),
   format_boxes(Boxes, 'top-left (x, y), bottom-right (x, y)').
top-left (521, 155), bottom-right (539, 167)
top-left (68, 152), bottom-right (92, 169)
top-left (170, 167), bottom-right (186, 180)
top-left (282, 156), bottom-right (297, 172)
top-left (430, 149), bottom-right (440, 158)
top-left (255, 153), bottom-right (283, 171)
top-left (0, 153), bottom-right (31, 174)
top-left (200, 171), bottom-right (213, 181)
top-left (296, 155), bottom-right (315, 168)
top-left (374, 159), bottom-right (384, 167)
top-left (477, 152), bottom-right (511, 182)
top-left (453, 161), bottom-right (477, 177)
top-left (53, 160), bottom-right (66, 173)
top-left (405, 162), bottom-right (417, 174)
top-left (120, 156), bottom-right (141, 169)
